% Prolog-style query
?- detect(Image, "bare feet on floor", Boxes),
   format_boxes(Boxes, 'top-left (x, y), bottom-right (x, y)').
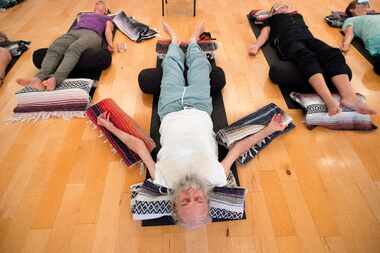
top-left (42, 77), bottom-right (57, 91)
top-left (326, 99), bottom-right (341, 116)
top-left (162, 21), bottom-right (178, 44)
top-left (16, 77), bottom-right (45, 90)
top-left (341, 95), bottom-right (376, 115)
top-left (190, 22), bottom-right (205, 42)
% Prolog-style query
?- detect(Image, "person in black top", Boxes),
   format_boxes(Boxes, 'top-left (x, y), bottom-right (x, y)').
top-left (249, 3), bottom-right (376, 116)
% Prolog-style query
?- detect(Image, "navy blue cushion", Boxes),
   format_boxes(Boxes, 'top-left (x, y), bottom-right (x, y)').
top-left (33, 48), bottom-right (112, 73)
top-left (138, 66), bottom-right (226, 97)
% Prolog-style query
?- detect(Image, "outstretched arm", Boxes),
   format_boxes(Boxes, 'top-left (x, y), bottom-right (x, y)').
top-left (105, 20), bottom-right (114, 52)
top-left (341, 25), bottom-right (354, 53)
top-left (221, 114), bottom-right (287, 175)
top-left (249, 26), bottom-right (271, 56)
top-left (97, 112), bottom-right (156, 178)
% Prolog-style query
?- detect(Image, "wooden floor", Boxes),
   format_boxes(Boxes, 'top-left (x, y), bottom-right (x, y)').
top-left (1, 0), bottom-right (380, 252)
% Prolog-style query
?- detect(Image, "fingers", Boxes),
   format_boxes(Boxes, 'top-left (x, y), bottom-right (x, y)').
top-left (271, 113), bottom-right (281, 122)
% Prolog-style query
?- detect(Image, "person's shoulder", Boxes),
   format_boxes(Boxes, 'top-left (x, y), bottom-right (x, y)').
top-left (345, 16), bottom-right (361, 22)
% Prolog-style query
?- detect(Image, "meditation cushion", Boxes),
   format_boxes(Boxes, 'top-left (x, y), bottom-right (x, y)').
top-left (138, 65), bottom-right (226, 97)
top-left (32, 48), bottom-right (112, 74)
top-left (269, 61), bottom-right (352, 92)
top-left (290, 92), bottom-right (377, 130)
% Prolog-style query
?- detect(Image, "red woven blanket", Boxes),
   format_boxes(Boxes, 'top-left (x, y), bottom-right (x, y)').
top-left (86, 98), bottom-right (156, 166)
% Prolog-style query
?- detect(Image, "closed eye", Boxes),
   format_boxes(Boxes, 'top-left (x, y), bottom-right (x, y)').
top-left (181, 199), bottom-right (190, 207)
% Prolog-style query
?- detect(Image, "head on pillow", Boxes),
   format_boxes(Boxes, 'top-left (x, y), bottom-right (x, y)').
top-left (94, 1), bottom-right (109, 15)
top-left (172, 174), bottom-right (211, 229)
top-left (270, 2), bottom-right (295, 15)
top-left (345, 0), bottom-right (370, 17)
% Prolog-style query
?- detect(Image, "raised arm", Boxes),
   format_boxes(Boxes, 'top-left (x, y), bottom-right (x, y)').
top-left (105, 20), bottom-right (114, 53)
top-left (221, 114), bottom-right (287, 175)
top-left (248, 26), bottom-right (271, 56)
top-left (97, 112), bottom-right (156, 178)
top-left (341, 25), bottom-right (354, 53)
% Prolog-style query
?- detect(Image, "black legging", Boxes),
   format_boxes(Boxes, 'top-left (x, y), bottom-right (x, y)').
top-left (374, 56), bottom-right (380, 75)
top-left (281, 38), bottom-right (351, 80)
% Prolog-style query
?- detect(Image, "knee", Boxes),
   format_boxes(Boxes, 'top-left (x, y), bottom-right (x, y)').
top-left (325, 48), bottom-right (345, 64)
top-left (66, 43), bottom-right (87, 56)
top-left (324, 49), bottom-right (351, 78)
top-left (294, 49), bottom-right (318, 64)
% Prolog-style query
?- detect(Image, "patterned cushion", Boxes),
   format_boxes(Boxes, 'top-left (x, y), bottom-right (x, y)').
top-left (86, 98), bottom-right (156, 166)
top-left (290, 92), bottom-right (377, 130)
top-left (130, 179), bottom-right (246, 222)
top-left (12, 78), bottom-right (95, 121)
top-left (156, 39), bottom-right (218, 59)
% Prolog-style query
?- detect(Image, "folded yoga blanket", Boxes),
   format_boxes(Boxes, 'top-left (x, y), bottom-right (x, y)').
top-left (86, 98), bottom-right (156, 166)
top-left (156, 39), bottom-right (218, 59)
top-left (130, 179), bottom-right (246, 221)
top-left (112, 10), bottom-right (157, 42)
top-left (12, 78), bottom-right (95, 121)
top-left (216, 103), bottom-right (295, 165)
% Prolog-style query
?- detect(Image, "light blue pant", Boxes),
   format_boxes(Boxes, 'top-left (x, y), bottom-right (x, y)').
top-left (158, 42), bottom-right (213, 120)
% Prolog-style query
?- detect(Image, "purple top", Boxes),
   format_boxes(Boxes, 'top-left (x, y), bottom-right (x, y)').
top-left (73, 13), bottom-right (112, 37)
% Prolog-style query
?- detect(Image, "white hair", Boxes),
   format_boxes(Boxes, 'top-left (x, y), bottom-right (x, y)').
top-left (171, 174), bottom-right (211, 229)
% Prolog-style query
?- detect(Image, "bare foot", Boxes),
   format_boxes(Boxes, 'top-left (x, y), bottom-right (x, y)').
top-left (16, 77), bottom-right (45, 90)
top-left (43, 77), bottom-right (57, 91)
top-left (16, 78), bottom-right (32, 86)
top-left (162, 21), bottom-right (178, 44)
top-left (326, 99), bottom-right (341, 116)
top-left (190, 22), bottom-right (205, 42)
top-left (341, 95), bottom-right (376, 115)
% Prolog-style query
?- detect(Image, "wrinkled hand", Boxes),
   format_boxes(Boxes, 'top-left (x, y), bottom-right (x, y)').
top-left (267, 114), bottom-right (287, 132)
top-left (248, 43), bottom-right (260, 56)
top-left (107, 43), bottom-right (114, 53)
top-left (97, 112), bottom-right (114, 129)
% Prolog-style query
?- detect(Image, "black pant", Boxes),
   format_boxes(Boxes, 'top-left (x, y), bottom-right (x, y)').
top-left (374, 56), bottom-right (380, 75)
top-left (280, 38), bottom-right (351, 80)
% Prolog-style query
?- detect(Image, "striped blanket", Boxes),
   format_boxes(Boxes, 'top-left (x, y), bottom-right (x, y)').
top-left (12, 78), bottom-right (95, 121)
top-left (131, 178), bottom-right (246, 222)
top-left (86, 98), bottom-right (156, 166)
top-left (112, 10), bottom-right (157, 42)
top-left (290, 92), bottom-right (377, 130)
top-left (156, 39), bottom-right (218, 59)
top-left (216, 103), bottom-right (295, 165)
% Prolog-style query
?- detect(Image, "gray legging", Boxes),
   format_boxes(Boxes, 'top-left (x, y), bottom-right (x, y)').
top-left (36, 29), bottom-right (102, 85)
